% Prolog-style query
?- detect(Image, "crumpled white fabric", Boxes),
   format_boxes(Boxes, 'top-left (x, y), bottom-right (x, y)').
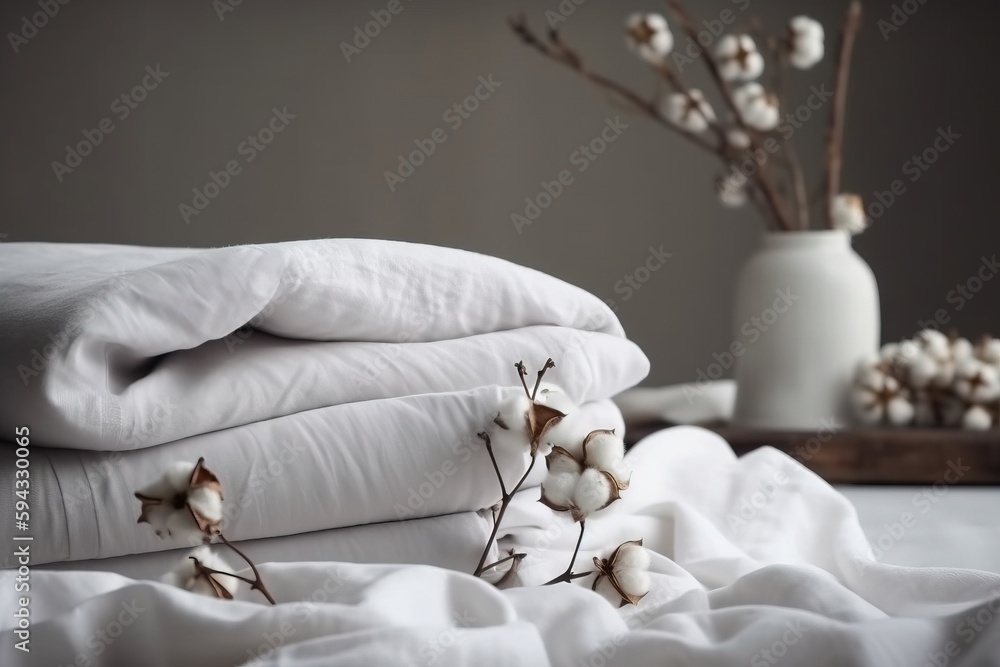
top-left (6, 426), bottom-right (999, 667)
top-left (0, 239), bottom-right (644, 450)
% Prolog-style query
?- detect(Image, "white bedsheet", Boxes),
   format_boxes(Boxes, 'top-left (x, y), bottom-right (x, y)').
top-left (6, 426), bottom-right (999, 666)
top-left (0, 240), bottom-right (644, 450)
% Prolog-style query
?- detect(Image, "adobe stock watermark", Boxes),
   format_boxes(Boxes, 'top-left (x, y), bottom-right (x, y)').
top-left (51, 65), bottom-right (170, 183)
top-left (877, 0), bottom-right (930, 41)
top-left (669, 0), bottom-right (752, 73)
top-left (921, 589), bottom-right (1000, 667)
top-left (857, 459), bottom-right (970, 572)
top-left (340, 0), bottom-right (413, 63)
top-left (7, 0), bottom-right (72, 54)
top-left (683, 287), bottom-right (799, 403)
top-left (917, 254), bottom-right (998, 333)
top-left (750, 620), bottom-right (810, 667)
top-left (54, 600), bottom-right (145, 667)
top-left (543, 0), bottom-right (588, 30)
top-left (864, 126), bottom-right (959, 222)
top-left (384, 74), bottom-right (501, 192)
top-left (218, 440), bottom-right (307, 531)
top-left (510, 115), bottom-right (628, 234)
top-left (178, 106), bottom-right (296, 224)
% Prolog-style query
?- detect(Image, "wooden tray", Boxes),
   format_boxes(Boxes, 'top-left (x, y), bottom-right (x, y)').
top-left (624, 422), bottom-right (1000, 485)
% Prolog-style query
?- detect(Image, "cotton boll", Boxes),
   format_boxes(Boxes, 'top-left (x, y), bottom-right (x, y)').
top-left (952, 337), bottom-right (975, 363)
top-left (540, 471), bottom-right (579, 510)
top-left (613, 568), bottom-right (651, 599)
top-left (977, 337), bottom-right (1000, 365)
top-left (830, 194), bottom-right (868, 235)
top-left (886, 396), bottom-right (915, 426)
top-left (582, 430), bottom-right (625, 471)
top-left (788, 16), bottom-right (824, 69)
top-left (572, 468), bottom-right (616, 518)
top-left (166, 509), bottom-right (208, 544)
top-left (162, 546), bottom-right (239, 598)
top-left (954, 359), bottom-right (1000, 402)
top-left (907, 352), bottom-right (940, 389)
top-left (187, 486), bottom-right (224, 526)
top-left (495, 393), bottom-right (530, 434)
top-left (614, 543), bottom-right (650, 572)
top-left (962, 405), bottom-right (994, 431)
top-left (716, 35), bottom-right (764, 81)
top-left (662, 90), bottom-right (715, 133)
top-left (732, 83), bottom-right (779, 131)
top-left (546, 448), bottom-right (583, 476)
top-left (625, 13), bottom-right (673, 63)
top-left (727, 129), bottom-right (751, 150)
top-left (917, 329), bottom-right (950, 359)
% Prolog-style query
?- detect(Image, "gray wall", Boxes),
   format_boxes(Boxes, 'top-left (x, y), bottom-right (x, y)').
top-left (2, 0), bottom-right (997, 385)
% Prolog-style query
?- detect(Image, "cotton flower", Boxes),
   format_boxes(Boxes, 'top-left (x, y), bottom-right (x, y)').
top-left (852, 362), bottom-right (913, 426)
top-left (830, 194), bottom-right (869, 234)
top-left (716, 172), bottom-right (748, 207)
top-left (161, 546), bottom-right (240, 599)
top-left (592, 539), bottom-right (651, 607)
top-left (625, 13), bottom-right (673, 63)
top-left (962, 404), bottom-right (995, 431)
top-left (788, 16), bottom-right (824, 69)
top-left (135, 458), bottom-right (224, 542)
top-left (661, 89), bottom-right (715, 133)
top-left (540, 429), bottom-right (630, 522)
top-left (953, 358), bottom-right (1000, 403)
top-left (732, 82), bottom-right (779, 131)
top-left (715, 35), bottom-right (764, 81)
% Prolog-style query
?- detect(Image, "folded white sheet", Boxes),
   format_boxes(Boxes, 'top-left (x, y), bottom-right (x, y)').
top-left (0, 240), bottom-right (643, 450)
top-left (7, 427), bottom-right (998, 667)
top-left (37, 511), bottom-right (494, 580)
top-left (0, 397), bottom-right (625, 566)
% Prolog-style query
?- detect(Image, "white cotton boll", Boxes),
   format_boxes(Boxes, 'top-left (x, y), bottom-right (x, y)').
top-left (727, 129), bottom-right (751, 150)
top-left (162, 546), bottom-right (239, 598)
top-left (962, 405), bottom-right (994, 431)
top-left (788, 16), bottom-right (824, 69)
top-left (613, 568), bottom-right (651, 598)
top-left (886, 396), bottom-right (915, 426)
top-left (546, 449), bottom-right (583, 476)
top-left (535, 386), bottom-right (577, 414)
top-left (165, 461), bottom-right (199, 492)
top-left (716, 35), bottom-right (764, 81)
top-left (897, 340), bottom-right (921, 362)
top-left (954, 359), bottom-right (1000, 402)
top-left (830, 194), bottom-right (869, 235)
top-left (662, 90), bottom-right (715, 133)
top-left (879, 343), bottom-right (900, 361)
top-left (716, 173), bottom-right (748, 208)
top-left (496, 393), bottom-right (530, 433)
top-left (166, 509), bottom-right (206, 544)
top-left (144, 504), bottom-right (174, 538)
top-left (907, 351), bottom-right (940, 389)
top-left (977, 337), bottom-right (1000, 365)
top-left (732, 83), bottom-right (779, 131)
top-left (572, 468), bottom-right (615, 517)
top-left (187, 486), bottom-right (224, 525)
top-left (626, 13), bottom-right (673, 63)
top-left (614, 543), bottom-right (650, 572)
top-left (582, 430), bottom-right (625, 471)
top-left (917, 329), bottom-right (951, 361)
top-left (540, 471), bottom-right (579, 509)
top-left (594, 575), bottom-right (623, 606)
top-left (952, 337), bottom-right (975, 363)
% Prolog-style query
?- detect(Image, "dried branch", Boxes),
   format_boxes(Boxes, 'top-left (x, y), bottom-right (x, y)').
top-left (217, 533), bottom-right (276, 604)
top-left (543, 521), bottom-right (591, 585)
top-left (667, 0), bottom-right (795, 231)
top-left (824, 0), bottom-right (863, 228)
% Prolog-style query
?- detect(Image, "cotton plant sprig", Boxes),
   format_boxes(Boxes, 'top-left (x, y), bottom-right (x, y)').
top-left (509, 1), bottom-right (868, 235)
top-left (475, 358), bottom-right (651, 606)
top-left (852, 330), bottom-right (1000, 430)
top-left (134, 457), bottom-right (277, 604)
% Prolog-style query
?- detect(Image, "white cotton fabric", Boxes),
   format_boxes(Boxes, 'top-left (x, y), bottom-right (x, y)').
top-left (0, 240), bottom-right (644, 450)
top-left (6, 426), bottom-right (1000, 667)
top-left (0, 398), bottom-right (625, 565)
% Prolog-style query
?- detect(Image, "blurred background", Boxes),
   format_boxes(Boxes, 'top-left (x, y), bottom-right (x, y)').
top-left (1, 0), bottom-right (997, 386)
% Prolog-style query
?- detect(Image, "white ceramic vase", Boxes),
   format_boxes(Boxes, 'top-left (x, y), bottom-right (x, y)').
top-left (732, 229), bottom-right (880, 430)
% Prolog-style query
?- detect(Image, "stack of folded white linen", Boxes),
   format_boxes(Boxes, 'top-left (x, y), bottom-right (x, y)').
top-left (0, 239), bottom-right (649, 577)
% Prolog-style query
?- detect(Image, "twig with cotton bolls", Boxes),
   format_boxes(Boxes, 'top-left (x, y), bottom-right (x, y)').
top-left (161, 546), bottom-right (241, 600)
top-left (135, 457), bottom-right (277, 604)
top-left (830, 193), bottom-right (869, 235)
top-left (788, 16), bottom-right (825, 70)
